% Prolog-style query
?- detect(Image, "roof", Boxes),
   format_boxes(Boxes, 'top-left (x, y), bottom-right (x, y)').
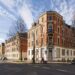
top-left (39, 11), bottom-right (63, 18)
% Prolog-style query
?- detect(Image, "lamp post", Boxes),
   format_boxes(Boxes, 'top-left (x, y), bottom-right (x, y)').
top-left (19, 35), bottom-right (22, 61)
top-left (32, 32), bottom-right (35, 64)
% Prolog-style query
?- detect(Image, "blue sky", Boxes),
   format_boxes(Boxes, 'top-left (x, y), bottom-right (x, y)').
top-left (0, 0), bottom-right (75, 43)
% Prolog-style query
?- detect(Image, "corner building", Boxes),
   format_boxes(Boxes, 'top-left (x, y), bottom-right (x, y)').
top-left (27, 11), bottom-right (75, 63)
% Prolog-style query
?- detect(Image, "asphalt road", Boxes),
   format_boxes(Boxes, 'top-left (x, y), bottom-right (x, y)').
top-left (0, 63), bottom-right (75, 75)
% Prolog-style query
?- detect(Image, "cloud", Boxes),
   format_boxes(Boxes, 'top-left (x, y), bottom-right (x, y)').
top-left (0, 38), bottom-right (5, 43)
top-left (19, 1), bottom-right (34, 29)
top-left (0, 12), bottom-right (4, 16)
top-left (51, 0), bottom-right (75, 25)
top-left (0, 0), bottom-right (75, 28)
top-left (0, 0), bottom-right (15, 8)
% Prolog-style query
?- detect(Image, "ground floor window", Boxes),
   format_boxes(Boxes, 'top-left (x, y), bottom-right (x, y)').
top-left (28, 50), bottom-right (30, 55)
top-left (67, 50), bottom-right (69, 56)
top-left (45, 51), bottom-right (47, 55)
top-left (56, 48), bottom-right (60, 58)
top-left (73, 51), bottom-right (75, 56)
top-left (62, 49), bottom-right (65, 56)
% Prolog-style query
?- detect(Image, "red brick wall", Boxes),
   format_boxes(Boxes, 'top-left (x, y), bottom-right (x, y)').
top-left (20, 34), bottom-right (27, 52)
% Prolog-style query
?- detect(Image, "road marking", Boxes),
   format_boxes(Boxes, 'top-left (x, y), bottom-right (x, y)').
top-left (42, 67), bottom-right (50, 70)
top-left (56, 69), bottom-right (67, 72)
top-left (33, 66), bottom-right (39, 67)
top-left (56, 69), bottom-right (75, 74)
top-left (27, 71), bottom-right (38, 75)
top-left (33, 65), bottom-right (50, 70)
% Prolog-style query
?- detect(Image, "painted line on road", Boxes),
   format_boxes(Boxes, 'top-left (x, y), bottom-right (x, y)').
top-left (33, 66), bottom-right (39, 68)
top-left (56, 69), bottom-right (75, 74)
top-left (42, 67), bottom-right (50, 70)
top-left (56, 69), bottom-right (68, 72)
top-left (33, 66), bottom-right (50, 70)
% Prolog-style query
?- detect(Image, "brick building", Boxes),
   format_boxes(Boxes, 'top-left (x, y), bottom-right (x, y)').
top-left (27, 11), bottom-right (75, 63)
top-left (5, 32), bottom-right (27, 61)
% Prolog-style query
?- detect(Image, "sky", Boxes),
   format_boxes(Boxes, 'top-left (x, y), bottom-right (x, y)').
top-left (0, 0), bottom-right (75, 43)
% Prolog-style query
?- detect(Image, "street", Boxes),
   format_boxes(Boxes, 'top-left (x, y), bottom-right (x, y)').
top-left (0, 63), bottom-right (75, 75)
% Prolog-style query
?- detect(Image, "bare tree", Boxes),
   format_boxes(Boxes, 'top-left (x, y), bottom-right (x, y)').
top-left (8, 17), bottom-right (28, 37)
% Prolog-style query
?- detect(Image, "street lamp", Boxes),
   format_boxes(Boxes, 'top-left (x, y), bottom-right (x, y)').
top-left (32, 32), bottom-right (35, 64)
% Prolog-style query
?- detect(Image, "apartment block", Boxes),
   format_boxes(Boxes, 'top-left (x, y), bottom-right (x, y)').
top-left (27, 11), bottom-right (75, 63)
top-left (5, 32), bottom-right (27, 61)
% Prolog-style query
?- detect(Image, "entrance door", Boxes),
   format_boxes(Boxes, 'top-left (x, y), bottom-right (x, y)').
top-left (48, 48), bottom-right (52, 61)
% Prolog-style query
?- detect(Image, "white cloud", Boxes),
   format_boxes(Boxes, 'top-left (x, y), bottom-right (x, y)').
top-left (19, 4), bottom-right (34, 29)
top-left (0, 0), bottom-right (15, 8)
top-left (0, 12), bottom-right (4, 16)
top-left (52, 0), bottom-right (75, 25)
top-left (0, 38), bottom-right (5, 43)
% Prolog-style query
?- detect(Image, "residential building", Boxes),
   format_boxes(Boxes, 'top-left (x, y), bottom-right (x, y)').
top-left (5, 32), bottom-right (27, 61)
top-left (27, 11), bottom-right (75, 63)
top-left (0, 43), bottom-right (5, 59)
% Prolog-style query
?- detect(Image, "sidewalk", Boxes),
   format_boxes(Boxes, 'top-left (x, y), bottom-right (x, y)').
top-left (1, 60), bottom-right (71, 64)
top-left (47, 61), bottom-right (71, 64)
top-left (4, 60), bottom-right (28, 64)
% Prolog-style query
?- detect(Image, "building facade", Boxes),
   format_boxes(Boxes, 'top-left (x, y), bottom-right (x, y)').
top-left (0, 43), bottom-right (5, 59)
top-left (5, 33), bottom-right (27, 61)
top-left (27, 11), bottom-right (75, 63)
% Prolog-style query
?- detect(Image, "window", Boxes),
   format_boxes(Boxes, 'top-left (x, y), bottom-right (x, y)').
top-left (32, 50), bottom-right (34, 55)
top-left (36, 40), bottom-right (38, 46)
top-left (49, 48), bottom-right (52, 52)
top-left (13, 54), bottom-right (16, 57)
top-left (58, 27), bottom-right (60, 34)
top-left (32, 41), bottom-right (34, 46)
top-left (42, 17), bottom-right (44, 22)
top-left (48, 23), bottom-right (53, 33)
top-left (36, 50), bottom-right (39, 54)
top-left (41, 38), bottom-right (43, 46)
top-left (12, 48), bottom-right (15, 52)
top-left (45, 51), bottom-right (47, 54)
top-left (48, 23), bottom-right (52, 28)
top-left (62, 39), bottom-right (64, 46)
top-left (48, 36), bottom-right (52, 40)
top-left (32, 32), bottom-right (34, 41)
top-left (48, 29), bottom-right (52, 32)
top-left (73, 51), bottom-right (75, 56)
top-left (48, 37), bottom-right (53, 46)
top-left (58, 18), bottom-right (60, 23)
top-left (67, 50), bottom-right (69, 56)
top-left (28, 42), bottom-right (30, 47)
top-left (56, 48), bottom-right (60, 58)
top-left (71, 50), bottom-right (72, 56)
top-left (57, 38), bottom-right (60, 45)
top-left (62, 30), bottom-right (64, 36)
top-left (36, 30), bottom-right (37, 36)
top-left (28, 50), bottom-right (30, 55)
top-left (12, 42), bottom-right (16, 45)
top-left (28, 33), bottom-right (29, 39)
top-left (36, 30), bottom-right (38, 39)
top-left (48, 16), bottom-right (52, 20)
top-left (62, 49), bottom-right (65, 56)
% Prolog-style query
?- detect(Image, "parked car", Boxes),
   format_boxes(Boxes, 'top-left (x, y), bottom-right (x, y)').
top-left (71, 58), bottom-right (75, 64)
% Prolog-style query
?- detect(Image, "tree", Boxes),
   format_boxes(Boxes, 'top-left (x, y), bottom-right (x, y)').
top-left (8, 17), bottom-right (28, 37)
